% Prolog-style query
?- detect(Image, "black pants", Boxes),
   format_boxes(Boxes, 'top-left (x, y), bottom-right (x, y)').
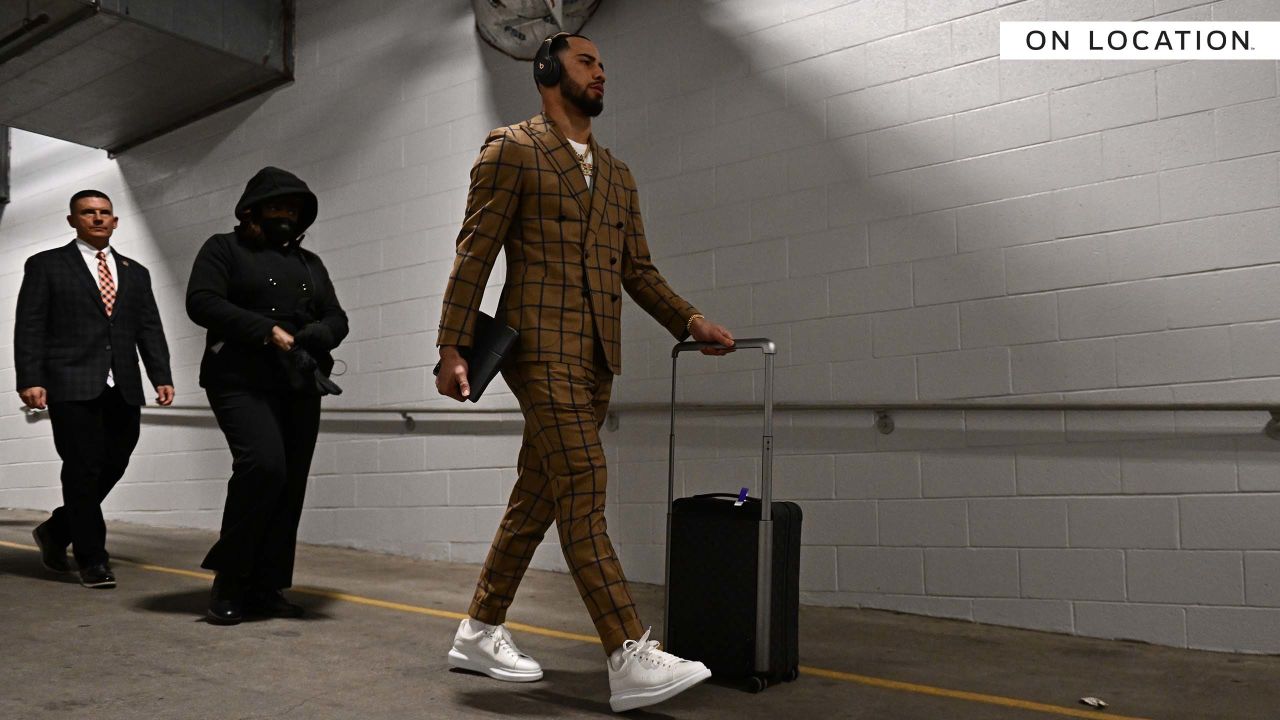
top-left (202, 388), bottom-right (321, 590)
top-left (43, 386), bottom-right (141, 567)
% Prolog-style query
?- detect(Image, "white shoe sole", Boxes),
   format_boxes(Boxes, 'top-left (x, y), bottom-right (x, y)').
top-left (448, 647), bottom-right (543, 682)
top-left (609, 666), bottom-right (712, 713)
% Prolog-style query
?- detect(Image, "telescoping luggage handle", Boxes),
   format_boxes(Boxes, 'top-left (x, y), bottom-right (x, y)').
top-left (666, 338), bottom-right (776, 517)
top-left (664, 338), bottom-right (776, 675)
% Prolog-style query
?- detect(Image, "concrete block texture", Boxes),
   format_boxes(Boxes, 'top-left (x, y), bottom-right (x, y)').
top-left (1020, 549), bottom-right (1127, 601)
top-left (1067, 497), bottom-right (1178, 549)
top-left (925, 548), bottom-right (1020, 597)
top-left (969, 497), bottom-right (1068, 548)
top-left (1126, 550), bottom-right (1245, 605)
top-left (1074, 602), bottom-right (1188, 647)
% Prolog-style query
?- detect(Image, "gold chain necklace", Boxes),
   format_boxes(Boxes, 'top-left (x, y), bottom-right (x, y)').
top-left (572, 146), bottom-right (594, 179)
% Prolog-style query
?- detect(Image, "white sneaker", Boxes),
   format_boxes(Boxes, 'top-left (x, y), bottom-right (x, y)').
top-left (607, 627), bottom-right (711, 712)
top-left (447, 618), bottom-right (543, 682)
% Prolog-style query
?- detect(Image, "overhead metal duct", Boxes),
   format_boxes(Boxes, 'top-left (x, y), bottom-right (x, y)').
top-left (0, 1), bottom-right (293, 154)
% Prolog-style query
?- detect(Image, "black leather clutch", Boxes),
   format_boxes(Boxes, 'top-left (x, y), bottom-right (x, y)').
top-left (433, 311), bottom-right (518, 403)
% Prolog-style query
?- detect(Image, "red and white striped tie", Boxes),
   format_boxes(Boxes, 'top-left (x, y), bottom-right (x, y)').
top-left (96, 250), bottom-right (115, 316)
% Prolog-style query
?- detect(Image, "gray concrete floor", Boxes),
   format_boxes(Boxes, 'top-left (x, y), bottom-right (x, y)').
top-left (0, 508), bottom-right (1275, 719)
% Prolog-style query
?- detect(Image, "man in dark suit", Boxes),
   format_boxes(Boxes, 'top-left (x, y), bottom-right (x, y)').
top-left (14, 189), bottom-right (174, 589)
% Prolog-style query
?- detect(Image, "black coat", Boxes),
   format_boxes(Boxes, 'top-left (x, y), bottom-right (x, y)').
top-left (14, 241), bottom-right (172, 405)
top-left (186, 167), bottom-right (348, 391)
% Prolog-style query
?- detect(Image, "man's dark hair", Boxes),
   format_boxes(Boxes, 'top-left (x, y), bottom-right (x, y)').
top-left (547, 32), bottom-right (588, 60)
top-left (69, 189), bottom-right (112, 213)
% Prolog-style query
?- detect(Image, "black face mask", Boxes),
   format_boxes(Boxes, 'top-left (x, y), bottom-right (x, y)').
top-left (259, 217), bottom-right (300, 246)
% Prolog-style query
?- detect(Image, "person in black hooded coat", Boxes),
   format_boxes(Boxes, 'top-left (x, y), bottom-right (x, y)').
top-left (187, 166), bottom-right (348, 625)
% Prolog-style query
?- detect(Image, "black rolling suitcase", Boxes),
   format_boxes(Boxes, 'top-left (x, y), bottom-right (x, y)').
top-left (662, 338), bottom-right (802, 693)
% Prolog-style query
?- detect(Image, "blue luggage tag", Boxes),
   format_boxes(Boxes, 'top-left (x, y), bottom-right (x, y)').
top-left (735, 487), bottom-right (749, 507)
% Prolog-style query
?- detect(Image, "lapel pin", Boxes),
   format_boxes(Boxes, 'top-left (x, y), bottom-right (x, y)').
top-left (122, 260), bottom-right (129, 267)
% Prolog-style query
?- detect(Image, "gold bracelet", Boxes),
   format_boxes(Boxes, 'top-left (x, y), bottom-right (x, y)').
top-left (685, 313), bottom-right (705, 333)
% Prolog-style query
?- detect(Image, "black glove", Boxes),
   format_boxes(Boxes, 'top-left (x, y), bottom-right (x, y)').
top-left (291, 346), bottom-right (318, 373)
top-left (314, 371), bottom-right (343, 396)
top-left (288, 346), bottom-right (343, 396)
top-left (276, 346), bottom-right (318, 393)
top-left (293, 322), bottom-right (336, 352)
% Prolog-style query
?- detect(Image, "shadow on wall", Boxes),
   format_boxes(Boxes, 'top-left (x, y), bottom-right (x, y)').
top-left (473, 1), bottom-right (919, 364)
top-left (110, 1), bottom-right (479, 292)
top-left (469, 2), bottom-right (1278, 458)
top-left (469, 2), bottom-right (920, 465)
top-left (102, 2), bottom-right (480, 399)
top-left (91, 0), bottom-right (891, 397)
top-left (114, 94), bottom-right (274, 260)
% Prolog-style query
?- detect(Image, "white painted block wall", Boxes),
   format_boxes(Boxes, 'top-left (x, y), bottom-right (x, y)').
top-left (3, 0), bottom-right (1280, 653)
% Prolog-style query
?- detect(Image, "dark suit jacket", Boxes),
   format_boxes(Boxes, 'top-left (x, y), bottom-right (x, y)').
top-left (438, 113), bottom-right (699, 374)
top-left (14, 240), bottom-right (172, 405)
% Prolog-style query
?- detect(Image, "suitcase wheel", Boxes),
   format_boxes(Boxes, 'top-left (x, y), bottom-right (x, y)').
top-left (784, 667), bottom-right (800, 683)
top-left (748, 676), bottom-right (768, 693)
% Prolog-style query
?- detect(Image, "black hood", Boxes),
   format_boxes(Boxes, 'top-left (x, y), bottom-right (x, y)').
top-left (235, 166), bottom-right (319, 234)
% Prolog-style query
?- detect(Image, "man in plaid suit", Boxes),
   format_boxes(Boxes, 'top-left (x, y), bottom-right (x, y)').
top-left (14, 190), bottom-right (173, 589)
top-left (436, 33), bottom-right (734, 712)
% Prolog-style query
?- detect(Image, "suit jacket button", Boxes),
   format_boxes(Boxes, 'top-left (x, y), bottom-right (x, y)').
top-left (105, 344), bottom-right (112, 351)
top-left (558, 214), bottom-right (567, 222)
top-left (610, 257), bottom-right (617, 265)
top-left (615, 221), bottom-right (624, 229)
top-left (612, 294), bottom-right (620, 302)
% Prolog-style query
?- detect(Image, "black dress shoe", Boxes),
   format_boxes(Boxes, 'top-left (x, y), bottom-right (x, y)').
top-left (32, 524), bottom-right (70, 573)
top-left (78, 562), bottom-right (116, 589)
top-left (244, 588), bottom-right (305, 619)
top-left (207, 574), bottom-right (245, 626)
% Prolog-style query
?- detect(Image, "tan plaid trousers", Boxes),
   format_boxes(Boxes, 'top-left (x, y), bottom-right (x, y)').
top-left (468, 352), bottom-right (642, 654)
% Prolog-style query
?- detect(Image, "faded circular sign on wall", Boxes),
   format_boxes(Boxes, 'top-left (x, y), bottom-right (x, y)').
top-left (473, 0), bottom-right (602, 60)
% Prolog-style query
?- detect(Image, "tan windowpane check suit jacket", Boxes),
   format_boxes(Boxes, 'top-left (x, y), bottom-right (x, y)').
top-left (438, 114), bottom-right (700, 653)
top-left (438, 113), bottom-right (699, 372)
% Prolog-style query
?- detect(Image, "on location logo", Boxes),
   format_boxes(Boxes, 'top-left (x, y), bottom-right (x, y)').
top-left (1000, 22), bottom-right (1280, 60)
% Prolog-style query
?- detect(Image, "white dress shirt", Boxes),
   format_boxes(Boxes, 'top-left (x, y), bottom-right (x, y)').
top-left (75, 237), bottom-right (116, 388)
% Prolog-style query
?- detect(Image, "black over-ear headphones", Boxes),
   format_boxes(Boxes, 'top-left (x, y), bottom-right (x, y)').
top-left (533, 32), bottom-right (574, 87)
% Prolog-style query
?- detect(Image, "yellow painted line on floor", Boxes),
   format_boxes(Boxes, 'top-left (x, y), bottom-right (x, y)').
top-left (798, 666), bottom-right (1144, 720)
top-left (0, 540), bottom-right (604, 645)
top-left (0, 538), bottom-right (1149, 719)
top-left (1, 540), bottom-right (218, 582)
top-left (2, 540), bottom-right (47, 553)
top-left (287, 587), bottom-right (601, 644)
top-left (131, 563), bottom-right (215, 581)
